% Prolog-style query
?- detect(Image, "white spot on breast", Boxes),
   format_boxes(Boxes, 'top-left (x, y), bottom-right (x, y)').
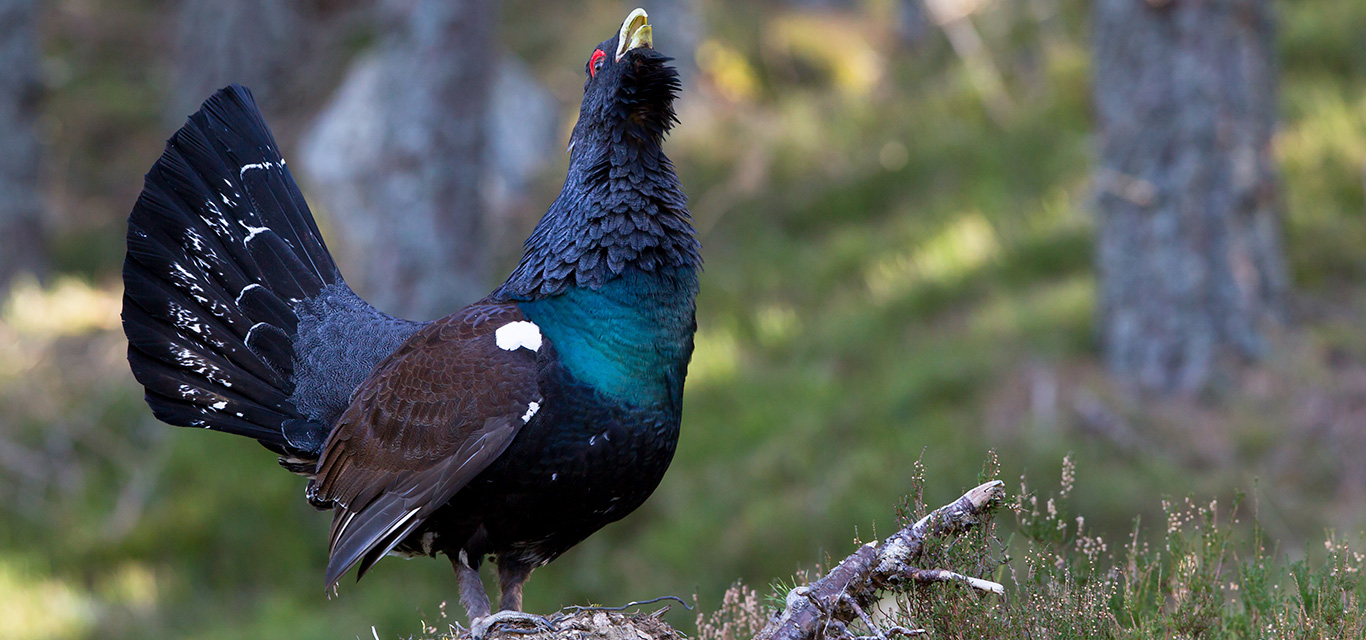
top-left (521, 401), bottom-right (540, 424)
top-left (495, 321), bottom-right (542, 352)
top-left (210, 400), bottom-right (227, 410)
top-left (551, 473), bottom-right (558, 481)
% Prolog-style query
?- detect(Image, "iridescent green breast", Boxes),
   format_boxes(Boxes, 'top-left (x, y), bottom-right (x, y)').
top-left (517, 267), bottom-right (698, 407)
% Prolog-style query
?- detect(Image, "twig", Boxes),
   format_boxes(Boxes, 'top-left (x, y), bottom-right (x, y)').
top-left (754, 480), bottom-right (1006, 640)
top-left (561, 595), bottom-right (694, 613)
top-left (839, 594), bottom-right (886, 640)
top-left (907, 568), bottom-right (1004, 595)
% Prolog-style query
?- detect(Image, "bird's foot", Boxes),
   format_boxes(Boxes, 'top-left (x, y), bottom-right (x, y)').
top-left (470, 610), bottom-right (555, 640)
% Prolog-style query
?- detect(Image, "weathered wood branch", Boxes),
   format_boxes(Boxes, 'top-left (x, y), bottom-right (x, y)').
top-left (469, 481), bottom-right (1007, 640)
top-left (753, 480), bottom-right (1006, 640)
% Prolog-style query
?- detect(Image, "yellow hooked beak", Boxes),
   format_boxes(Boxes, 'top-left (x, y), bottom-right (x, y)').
top-left (614, 8), bottom-right (653, 61)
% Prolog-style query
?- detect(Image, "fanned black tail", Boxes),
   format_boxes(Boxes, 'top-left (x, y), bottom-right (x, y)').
top-left (123, 85), bottom-right (345, 464)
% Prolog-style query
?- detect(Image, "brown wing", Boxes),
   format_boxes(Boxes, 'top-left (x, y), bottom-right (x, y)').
top-left (309, 303), bottom-right (542, 588)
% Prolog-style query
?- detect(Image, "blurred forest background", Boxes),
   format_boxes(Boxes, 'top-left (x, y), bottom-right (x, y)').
top-left (1, 0), bottom-right (1364, 638)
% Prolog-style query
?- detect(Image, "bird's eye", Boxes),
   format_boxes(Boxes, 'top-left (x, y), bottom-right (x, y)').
top-left (588, 49), bottom-right (607, 78)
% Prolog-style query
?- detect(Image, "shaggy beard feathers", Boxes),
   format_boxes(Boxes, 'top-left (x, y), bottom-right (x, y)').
top-left (612, 51), bottom-right (681, 146)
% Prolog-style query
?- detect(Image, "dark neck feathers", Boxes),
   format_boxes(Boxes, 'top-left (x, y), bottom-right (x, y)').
top-left (494, 139), bottom-right (700, 301)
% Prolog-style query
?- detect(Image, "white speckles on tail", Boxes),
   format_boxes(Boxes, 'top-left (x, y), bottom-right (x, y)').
top-left (495, 321), bottom-right (542, 352)
top-left (168, 302), bottom-right (206, 337)
top-left (236, 283), bottom-right (264, 305)
top-left (239, 220), bottom-right (270, 244)
top-left (244, 322), bottom-right (270, 349)
top-left (183, 229), bottom-right (208, 253)
top-left (238, 160), bottom-right (282, 178)
top-left (521, 401), bottom-right (541, 424)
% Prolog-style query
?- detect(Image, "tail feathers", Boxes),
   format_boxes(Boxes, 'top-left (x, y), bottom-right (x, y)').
top-left (123, 84), bottom-right (341, 459)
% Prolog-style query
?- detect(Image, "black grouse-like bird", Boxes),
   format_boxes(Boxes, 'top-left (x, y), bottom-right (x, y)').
top-left (121, 8), bottom-right (697, 625)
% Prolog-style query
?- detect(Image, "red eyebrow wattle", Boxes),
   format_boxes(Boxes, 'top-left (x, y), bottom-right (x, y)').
top-left (589, 49), bottom-right (607, 78)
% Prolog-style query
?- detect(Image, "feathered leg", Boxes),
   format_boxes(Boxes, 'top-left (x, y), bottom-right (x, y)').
top-left (453, 554), bottom-right (491, 621)
top-left (497, 558), bottom-right (533, 612)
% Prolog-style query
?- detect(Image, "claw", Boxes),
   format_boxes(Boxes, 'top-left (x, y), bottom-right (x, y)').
top-left (469, 610), bottom-right (555, 640)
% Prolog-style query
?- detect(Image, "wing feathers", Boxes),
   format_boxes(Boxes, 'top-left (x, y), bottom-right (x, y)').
top-left (310, 303), bottom-right (542, 589)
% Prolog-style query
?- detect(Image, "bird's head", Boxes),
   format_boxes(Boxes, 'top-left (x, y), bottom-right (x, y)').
top-left (570, 8), bottom-right (680, 153)
top-left (494, 8), bottom-right (698, 300)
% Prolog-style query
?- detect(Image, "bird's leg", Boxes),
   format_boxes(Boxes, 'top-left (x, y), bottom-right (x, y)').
top-left (497, 557), bottom-right (534, 612)
top-left (452, 552), bottom-right (491, 622)
top-left (468, 558), bottom-right (553, 639)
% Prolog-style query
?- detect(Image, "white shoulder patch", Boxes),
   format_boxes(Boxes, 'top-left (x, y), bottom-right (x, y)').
top-left (495, 321), bottom-right (542, 352)
top-left (521, 401), bottom-right (541, 424)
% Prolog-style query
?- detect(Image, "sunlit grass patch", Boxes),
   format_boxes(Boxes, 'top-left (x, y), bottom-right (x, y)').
top-left (865, 212), bottom-right (1001, 303)
top-left (688, 326), bottom-right (742, 387)
top-left (1279, 76), bottom-right (1366, 286)
top-left (968, 274), bottom-right (1093, 342)
top-left (1, 277), bottom-right (121, 339)
top-left (0, 557), bottom-right (98, 640)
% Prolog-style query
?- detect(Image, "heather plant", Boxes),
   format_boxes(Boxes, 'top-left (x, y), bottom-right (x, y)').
top-left (686, 453), bottom-right (1366, 640)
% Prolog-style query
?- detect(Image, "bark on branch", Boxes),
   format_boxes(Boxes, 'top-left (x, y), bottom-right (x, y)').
top-left (754, 480), bottom-right (1007, 640)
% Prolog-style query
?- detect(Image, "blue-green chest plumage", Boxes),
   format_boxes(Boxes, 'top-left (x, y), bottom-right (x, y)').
top-left (518, 266), bottom-right (697, 407)
top-left (455, 267), bottom-right (697, 564)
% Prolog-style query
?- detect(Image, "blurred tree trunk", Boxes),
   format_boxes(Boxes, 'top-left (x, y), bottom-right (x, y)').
top-left (0, 0), bottom-right (45, 294)
top-left (301, 0), bottom-right (495, 320)
top-left (1093, 0), bottom-right (1286, 394)
top-left (170, 0), bottom-right (356, 122)
top-left (170, 0), bottom-right (304, 120)
top-left (482, 56), bottom-right (560, 246)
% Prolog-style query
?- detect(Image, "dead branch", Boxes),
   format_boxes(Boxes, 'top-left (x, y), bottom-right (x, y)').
top-left (753, 480), bottom-right (1007, 640)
